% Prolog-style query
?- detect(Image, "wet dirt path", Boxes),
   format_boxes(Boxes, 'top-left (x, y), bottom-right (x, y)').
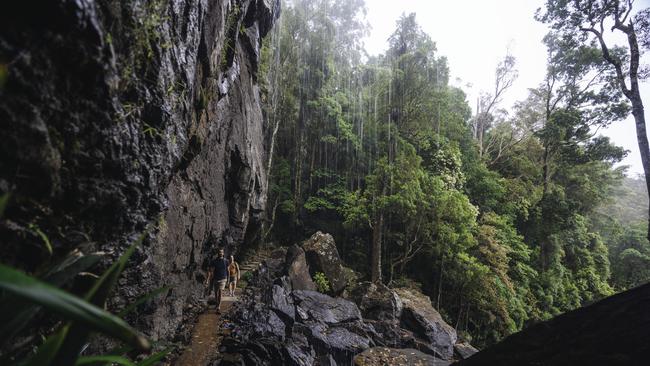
top-left (174, 291), bottom-right (238, 366)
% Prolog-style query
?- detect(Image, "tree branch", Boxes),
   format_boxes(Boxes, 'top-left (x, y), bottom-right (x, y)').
top-left (581, 26), bottom-right (632, 97)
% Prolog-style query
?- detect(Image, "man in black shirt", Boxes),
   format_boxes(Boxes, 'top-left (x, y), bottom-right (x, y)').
top-left (205, 248), bottom-right (229, 314)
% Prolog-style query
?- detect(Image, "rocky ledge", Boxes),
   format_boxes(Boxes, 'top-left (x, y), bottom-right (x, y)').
top-left (212, 232), bottom-right (477, 365)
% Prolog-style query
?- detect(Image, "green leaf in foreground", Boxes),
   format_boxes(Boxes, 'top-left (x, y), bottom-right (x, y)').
top-left (136, 346), bottom-right (174, 366)
top-left (53, 233), bottom-right (150, 365)
top-left (19, 329), bottom-right (66, 366)
top-left (0, 264), bottom-right (149, 351)
top-left (0, 252), bottom-right (103, 346)
top-left (0, 193), bottom-right (9, 217)
top-left (28, 223), bottom-right (53, 255)
top-left (75, 355), bottom-right (136, 366)
top-left (118, 286), bottom-right (170, 317)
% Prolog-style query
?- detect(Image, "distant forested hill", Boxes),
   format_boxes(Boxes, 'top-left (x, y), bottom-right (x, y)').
top-left (600, 177), bottom-right (648, 227)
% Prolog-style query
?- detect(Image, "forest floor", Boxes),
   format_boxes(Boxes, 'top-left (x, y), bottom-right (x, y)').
top-left (173, 290), bottom-right (239, 366)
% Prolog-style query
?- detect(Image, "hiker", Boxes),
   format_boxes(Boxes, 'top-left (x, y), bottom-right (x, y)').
top-left (228, 255), bottom-right (240, 297)
top-left (205, 248), bottom-right (229, 314)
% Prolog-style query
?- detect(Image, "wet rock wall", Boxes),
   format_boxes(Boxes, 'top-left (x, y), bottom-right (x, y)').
top-left (0, 0), bottom-right (278, 343)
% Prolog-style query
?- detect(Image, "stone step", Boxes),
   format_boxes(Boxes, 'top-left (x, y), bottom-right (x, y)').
top-left (237, 246), bottom-right (276, 274)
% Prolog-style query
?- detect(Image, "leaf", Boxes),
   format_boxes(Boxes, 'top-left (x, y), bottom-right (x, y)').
top-left (28, 223), bottom-right (53, 255)
top-left (0, 264), bottom-right (148, 352)
top-left (136, 347), bottom-right (174, 366)
top-left (0, 252), bottom-right (103, 346)
top-left (0, 193), bottom-right (9, 217)
top-left (53, 233), bottom-right (150, 365)
top-left (75, 355), bottom-right (136, 366)
top-left (22, 328), bottom-right (67, 366)
top-left (44, 252), bottom-right (104, 287)
top-left (118, 286), bottom-right (170, 317)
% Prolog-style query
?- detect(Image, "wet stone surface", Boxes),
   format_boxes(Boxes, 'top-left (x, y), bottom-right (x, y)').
top-left (213, 232), bottom-right (475, 366)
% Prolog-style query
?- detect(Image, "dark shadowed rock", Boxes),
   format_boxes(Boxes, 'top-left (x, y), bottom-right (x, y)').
top-left (286, 244), bottom-right (316, 291)
top-left (284, 323), bottom-right (316, 365)
top-left (301, 231), bottom-right (347, 294)
top-left (0, 0), bottom-right (280, 348)
top-left (354, 347), bottom-right (451, 366)
top-left (259, 247), bottom-right (288, 279)
top-left (269, 283), bottom-right (295, 321)
top-left (216, 235), bottom-right (477, 366)
top-left (245, 306), bottom-right (287, 340)
top-left (306, 322), bottom-right (371, 364)
top-left (396, 288), bottom-right (457, 360)
top-left (349, 281), bottom-right (403, 320)
top-left (455, 283), bottom-right (650, 366)
top-left (454, 342), bottom-right (478, 360)
top-left (293, 290), bottom-right (362, 324)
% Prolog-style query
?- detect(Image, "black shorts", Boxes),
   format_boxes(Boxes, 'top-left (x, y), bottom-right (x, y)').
top-left (229, 275), bottom-right (237, 284)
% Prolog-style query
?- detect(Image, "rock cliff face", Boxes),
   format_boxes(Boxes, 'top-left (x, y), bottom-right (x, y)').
top-left (0, 0), bottom-right (278, 343)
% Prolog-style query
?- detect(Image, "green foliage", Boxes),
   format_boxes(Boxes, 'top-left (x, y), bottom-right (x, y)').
top-left (608, 224), bottom-right (650, 290)
top-left (0, 193), bottom-right (9, 217)
top-left (242, 271), bottom-right (254, 283)
top-left (1, 234), bottom-right (175, 366)
top-left (220, 4), bottom-right (242, 71)
top-left (118, 286), bottom-right (171, 317)
top-left (142, 122), bottom-right (161, 138)
top-left (119, 0), bottom-right (169, 89)
top-left (264, 0), bottom-right (640, 349)
top-left (75, 355), bottom-right (135, 366)
top-left (0, 251), bottom-right (103, 343)
top-left (28, 223), bottom-right (53, 255)
top-left (0, 264), bottom-right (148, 351)
top-left (313, 272), bottom-right (331, 293)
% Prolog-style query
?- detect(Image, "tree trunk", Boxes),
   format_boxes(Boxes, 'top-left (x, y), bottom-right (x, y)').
top-left (436, 254), bottom-right (444, 310)
top-left (631, 99), bottom-right (650, 240)
top-left (542, 144), bottom-right (550, 197)
top-left (371, 212), bottom-right (384, 283)
top-left (587, 20), bottom-right (649, 239)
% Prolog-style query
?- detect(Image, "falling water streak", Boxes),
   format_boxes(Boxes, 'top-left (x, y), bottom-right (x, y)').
top-left (436, 64), bottom-right (441, 149)
top-left (265, 15), bottom-right (283, 192)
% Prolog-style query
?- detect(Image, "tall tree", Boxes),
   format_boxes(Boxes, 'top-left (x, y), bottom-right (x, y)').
top-left (473, 54), bottom-right (518, 158)
top-left (537, 0), bottom-right (650, 238)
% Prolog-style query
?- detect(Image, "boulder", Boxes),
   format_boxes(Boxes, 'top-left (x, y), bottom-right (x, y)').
top-left (269, 282), bottom-right (295, 321)
top-left (307, 323), bottom-right (371, 364)
top-left (395, 288), bottom-right (457, 360)
top-left (285, 244), bottom-right (316, 291)
top-left (301, 232), bottom-right (347, 294)
top-left (349, 281), bottom-right (403, 320)
top-left (244, 306), bottom-right (287, 340)
top-left (264, 247), bottom-right (288, 278)
top-left (293, 290), bottom-right (362, 324)
top-left (454, 342), bottom-right (478, 360)
top-left (283, 323), bottom-right (317, 366)
top-left (354, 347), bottom-right (451, 366)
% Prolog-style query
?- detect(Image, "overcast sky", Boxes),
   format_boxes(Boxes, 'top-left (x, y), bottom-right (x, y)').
top-left (363, 0), bottom-right (650, 177)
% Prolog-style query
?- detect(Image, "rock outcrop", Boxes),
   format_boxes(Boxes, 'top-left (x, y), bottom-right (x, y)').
top-left (348, 281), bottom-right (403, 321)
top-left (396, 288), bottom-right (458, 360)
top-left (285, 244), bottom-right (316, 291)
top-left (301, 231), bottom-right (347, 294)
top-left (215, 232), bottom-right (474, 365)
top-left (455, 282), bottom-right (650, 366)
top-left (453, 343), bottom-right (478, 360)
top-left (0, 0), bottom-right (279, 345)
